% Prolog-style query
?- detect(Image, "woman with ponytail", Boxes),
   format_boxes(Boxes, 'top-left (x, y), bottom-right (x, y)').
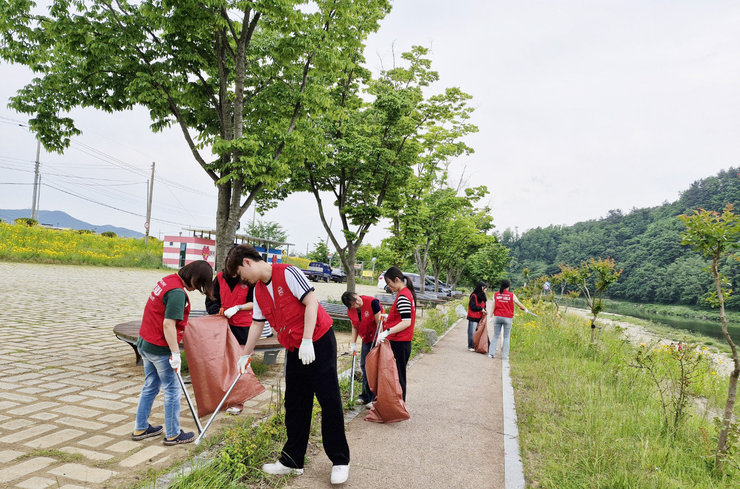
top-left (377, 266), bottom-right (417, 401)
top-left (466, 281), bottom-right (488, 351)
top-left (488, 279), bottom-right (528, 360)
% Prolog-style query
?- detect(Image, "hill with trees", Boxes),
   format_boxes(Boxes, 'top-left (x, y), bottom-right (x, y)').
top-left (503, 167), bottom-right (739, 309)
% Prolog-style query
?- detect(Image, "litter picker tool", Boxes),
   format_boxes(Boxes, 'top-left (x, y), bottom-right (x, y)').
top-left (176, 370), bottom-right (203, 434)
top-left (195, 372), bottom-right (242, 445)
top-left (349, 350), bottom-right (357, 403)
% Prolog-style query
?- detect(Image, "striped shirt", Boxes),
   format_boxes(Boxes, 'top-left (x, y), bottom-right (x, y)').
top-left (252, 265), bottom-right (314, 321)
top-left (396, 294), bottom-right (412, 319)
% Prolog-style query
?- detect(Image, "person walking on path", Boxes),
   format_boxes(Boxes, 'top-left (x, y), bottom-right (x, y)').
top-left (378, 267), bottom-right (417, 402)
top-left (226, 245), bottom-right (350, 485)
top-left (132, 260), bottom-right (214, 446)
top-left (467, 281), bottom-right (488, 351)
top-left (341, 291), bottom-right (384, 406)
top-left (488, 279), bottom-right (529, 360)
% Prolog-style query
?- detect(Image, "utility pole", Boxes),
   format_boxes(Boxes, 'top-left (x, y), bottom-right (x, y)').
top-left (144, 162), bottom-right (155, 245)
top-left (31, 139), bottom-right (41, 220)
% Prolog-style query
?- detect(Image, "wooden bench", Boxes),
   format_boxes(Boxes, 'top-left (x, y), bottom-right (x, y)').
top-left (113, 311), bottom-right (284, 366)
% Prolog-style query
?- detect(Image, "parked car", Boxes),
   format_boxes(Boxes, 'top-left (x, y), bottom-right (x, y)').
top-left (330, 268), bottom-right (347, 283)
top-left (305, 261), bottom-right (332, 282)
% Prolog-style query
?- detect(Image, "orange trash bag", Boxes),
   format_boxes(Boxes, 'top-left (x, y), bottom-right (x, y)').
top-left (364, 341), bottom-right (410, 423)
top-left (473, 315), bottom-right (490, 354)
top-left (183, 315), bottom-right (265, 418)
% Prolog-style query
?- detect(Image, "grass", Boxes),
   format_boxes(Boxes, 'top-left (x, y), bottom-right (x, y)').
top-left (510, 305), bottom-right (739, 488)
top-left (0, 222), bottom-right (163, 268)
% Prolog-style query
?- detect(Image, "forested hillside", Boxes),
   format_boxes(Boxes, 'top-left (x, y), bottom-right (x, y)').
top-left (503, 168), bottom-right (739, 309)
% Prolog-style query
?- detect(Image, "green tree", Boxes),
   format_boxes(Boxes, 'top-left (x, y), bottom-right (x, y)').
top-left (463, 239), bottom-right (510, 288)
top-left (307, 240), bottom-right (330, 264)
top-left (679, 204), bottom-right (740, 471)
top-left (559, 257), bottom-right (623, 342)
top-left (1, 0), bottom-right (389, 265)
top-left (244, 219), bottom-right (288, 244)
top-left (295, 46), bottom-right (474, 291)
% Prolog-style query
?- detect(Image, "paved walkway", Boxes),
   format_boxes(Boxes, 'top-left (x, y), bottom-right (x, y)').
top-left (285, 319), bottom-right (520, 489)
top-left (0, 263), bottom-right (279, 489)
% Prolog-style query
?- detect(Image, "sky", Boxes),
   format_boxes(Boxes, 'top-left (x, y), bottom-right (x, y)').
top-left (1, 1), bottom-right (739, 256)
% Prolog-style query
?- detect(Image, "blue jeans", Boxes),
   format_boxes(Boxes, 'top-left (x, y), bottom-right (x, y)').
top-left (135, 348), bottom-right (181, 438)
top-left (467, 320), bottom-right (478, 349)
top-left (359, 342), bottom-right (375, 403)
top-left (489, 316), bottom-right (513, 360)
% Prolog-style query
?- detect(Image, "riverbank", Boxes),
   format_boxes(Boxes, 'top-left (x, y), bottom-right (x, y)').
top-left (511, 307), bottom-right (739, 487)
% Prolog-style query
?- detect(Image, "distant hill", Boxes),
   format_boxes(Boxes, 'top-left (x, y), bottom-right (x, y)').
top-left (0, 209), bottom-right (145, 238)
top-left (503, 167), bottom-right (739, 310)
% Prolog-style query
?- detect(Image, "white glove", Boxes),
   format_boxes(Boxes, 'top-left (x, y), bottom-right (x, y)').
top-left (298, 338), bottom-right (315, 365)
top-left (350, 342), bottom-right (358, 355)
top-left (237, 354), bottom-right (252, 374)
top-left (224, 305), bottom-right (240, 318)
top-left (377, 329), bottom-right (390, 343)
top-left (169, 353), bottom-right (181, 372)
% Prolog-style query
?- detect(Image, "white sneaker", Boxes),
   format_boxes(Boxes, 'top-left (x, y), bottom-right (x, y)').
top-left (365, 402), bottom-right (373, 410)
top-left (468, 348), bottom-right (475, 352)
top-left (226, 406), bottom-right (242, 415)
top-left (262, 460), bottom-right (304, 476)
top-left (330, 464), bottom-right (349, 484)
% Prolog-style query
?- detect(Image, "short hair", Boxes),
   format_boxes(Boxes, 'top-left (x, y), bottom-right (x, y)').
top-left (341, 291), bottom-right (358, 308)
top-left (178, 260), bottom-right (214, 299)
top-left (224, 244), bottom-right (263, 277)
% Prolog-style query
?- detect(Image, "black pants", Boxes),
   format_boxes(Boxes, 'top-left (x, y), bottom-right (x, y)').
top-left (280, 329), bottom-right (350, 469)
top-left (390, 340), bottom-right (412, 401)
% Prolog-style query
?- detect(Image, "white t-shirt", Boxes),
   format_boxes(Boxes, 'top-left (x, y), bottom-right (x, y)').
top-left (252, 265), bottom-right (314, 322)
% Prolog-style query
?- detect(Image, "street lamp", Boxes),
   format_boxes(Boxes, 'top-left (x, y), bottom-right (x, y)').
top-left (371, 256), bottom-right (377, 281)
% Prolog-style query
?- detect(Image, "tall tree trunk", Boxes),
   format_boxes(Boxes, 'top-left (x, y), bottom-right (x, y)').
top-left (714, 256), bottom-right (740, 470)
top-left (341, 244), bottom-right (358, 293)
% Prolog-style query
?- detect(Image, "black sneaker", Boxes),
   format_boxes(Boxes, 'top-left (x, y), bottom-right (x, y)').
top-left (131, 424), bottom-right (163, 441)
top-left (163, 430), bottom-right (195, 446)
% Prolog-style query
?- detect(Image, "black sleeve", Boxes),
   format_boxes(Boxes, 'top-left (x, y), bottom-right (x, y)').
top-left (205, 277), bottom-right (221, 314)
top-left (370, 299), bottom-right (382, 314)
top-left (469, 294), bottom-right (483, 312)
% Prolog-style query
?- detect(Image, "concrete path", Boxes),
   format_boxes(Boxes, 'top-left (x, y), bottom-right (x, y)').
top-left (285, 319), bottom-right (514, 489)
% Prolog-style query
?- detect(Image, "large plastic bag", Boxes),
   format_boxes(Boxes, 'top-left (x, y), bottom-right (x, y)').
top-left (183, 315), bottom-right (265, 418)
top-left (364, 341), bottom-right (410, 423)
top-left (473, 315), bottom-right (490, 354)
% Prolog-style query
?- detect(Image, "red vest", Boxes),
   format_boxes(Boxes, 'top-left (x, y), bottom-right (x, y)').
top-left (384, 287), bottom-right (415, 342)
top-left (254, 264), bottom-right (332, 351)
top-left (139, 274), bottom-right (190, 347)
top-left (348, 296), bottom-right (384, 344)
top-left (217, 272), bottom-right (253, 328)
top-left (467, 293), bottom-right (487, 320)
top-left (493, 291), bottom-right (515, 318)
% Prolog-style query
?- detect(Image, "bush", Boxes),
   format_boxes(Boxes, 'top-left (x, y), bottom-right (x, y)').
top-left (101, 231), bottom-right (117, 238)
top-left (14, 217), bottom-right (37, 227)
top-left (77, 229), bottom-right (94, 234)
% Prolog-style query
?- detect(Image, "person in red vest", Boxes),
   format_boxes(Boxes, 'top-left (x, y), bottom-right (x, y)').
top-left (341, 291), bottom-right (384, 406)
top-left (488, 279), bottom-right (529, 360)
top-left (377, 266), bottom-right (417, 402)
top-left (205, 252), bottom-right (255, 415)
top-left (467, 281), bottom-right (488, 351)
top-left (132, 260), bottom-right (214, 446)
top-left (225, 244), bottom-right (350, 485)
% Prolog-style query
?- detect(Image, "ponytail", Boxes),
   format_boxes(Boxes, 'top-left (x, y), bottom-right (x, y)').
top-left (384, 266), bottom-right (417, 302)
top-left (499, 279), bottom-right (510, 294)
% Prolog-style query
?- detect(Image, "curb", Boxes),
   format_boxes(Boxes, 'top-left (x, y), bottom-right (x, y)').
top-left (502, 359), bottom-right (525, 489)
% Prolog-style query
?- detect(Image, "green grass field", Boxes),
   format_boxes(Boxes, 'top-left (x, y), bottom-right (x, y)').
top-left (511, 306), bottom-right (739, 488)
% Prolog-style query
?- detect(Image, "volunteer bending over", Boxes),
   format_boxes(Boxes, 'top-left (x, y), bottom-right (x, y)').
top-left (341, 291), bottom-right (384, 407)
top-left (225, 245), bottom-right (350, 485)
top-left (205, 249), bottom-right (255, 415)
top-left (378, 267), bottom-right (416, 401)
top-left (132, 260), bottom-right (214, 446)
